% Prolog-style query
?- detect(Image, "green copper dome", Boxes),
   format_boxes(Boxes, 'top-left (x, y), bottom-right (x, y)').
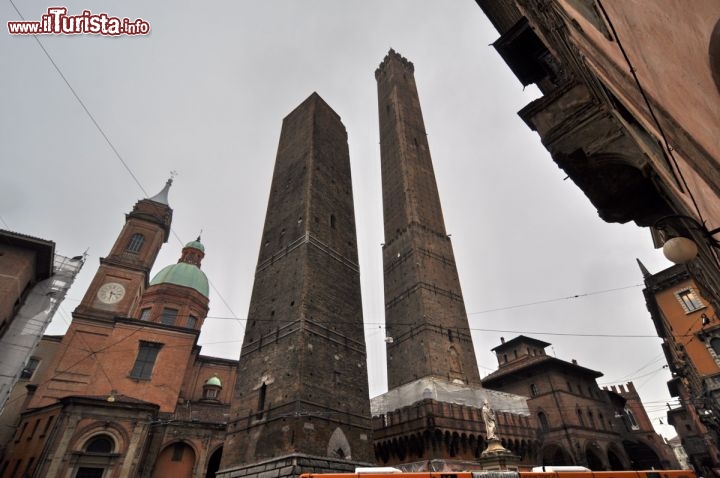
top-left (150, 262), bottom-right (209, 297)
top-left (184, 240), bottom-right (205, 253)
top-left (205, 376), bottom-right (222, 387)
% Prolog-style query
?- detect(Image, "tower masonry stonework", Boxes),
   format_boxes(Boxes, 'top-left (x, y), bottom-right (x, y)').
top-left (376, 49), bottom-right (481, 388)
top-left (371, 50), bottom-right (534, 469)
top-left (219, 93), bottom-right (373, 478)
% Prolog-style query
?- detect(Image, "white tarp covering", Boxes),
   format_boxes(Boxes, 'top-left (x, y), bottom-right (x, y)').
top-left (0, 254), bottom-right (83, 412)
top-left (370, 377), bottom-right (529, 416)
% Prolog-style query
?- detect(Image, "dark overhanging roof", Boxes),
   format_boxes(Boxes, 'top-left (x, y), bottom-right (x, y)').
top-left (0, 229), bottom-right (55, 280)
top-left (482, 354), bottom-right (603, 385)
top-left (491, 334), bottom-right (551, 352)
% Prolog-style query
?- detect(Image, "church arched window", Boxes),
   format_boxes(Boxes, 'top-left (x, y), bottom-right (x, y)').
top-left (538, 411), bottom-right (549, 432)
top-left (625, 408), bottom-right (639, 430)
top-left (126, 233), bottom-right (144, 253)
top-left (711, 337), bottom-right (720, 356)
top-left (73, 434), bottom-right (116, 478)
top-left (85, 435), bottom-right (114, 454)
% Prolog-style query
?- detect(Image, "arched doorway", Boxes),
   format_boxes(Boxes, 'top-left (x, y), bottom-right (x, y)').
top-left (622, 440), bottom-right (662, 470)
top-left (151, 442), bottom-right (196, 478)
top-left (206, 447), bottom-right (222, 478)
top-left (608, 448), bottom-right (625, 470)
top-left (585, 446), bottom-right (605, 470)
top-left (542, 444), bottom-right (572, 466)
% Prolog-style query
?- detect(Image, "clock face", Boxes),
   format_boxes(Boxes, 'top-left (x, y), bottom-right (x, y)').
top-left (97, 282), bottom-right (126, 304)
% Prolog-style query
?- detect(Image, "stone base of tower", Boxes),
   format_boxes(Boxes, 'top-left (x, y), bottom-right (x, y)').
top-left (370, 378), bottom-right (536, 467)
top-left (393, 459), bottom-right (486, 472)
top-left (216, 453), bottom-right (373, 478)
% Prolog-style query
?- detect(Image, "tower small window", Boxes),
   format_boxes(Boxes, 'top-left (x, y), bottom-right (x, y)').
top-left (577, 409), bottom-right (585, 427)
top-left (20, 357), bottom-right (40, 380)
top-left (160, 308), bottom-right (178, 326)
top-left (126, 233), bottom-right (144, 253)
top-left (538, 411), bottom-right (549, 432)
top-left (256, 383), bottom-right (267, 419)
top-left (711, 338), bottom-right (720, 356)
top-left (139, 308), bottom-right (151, 321)
top-left (41, 416), bottom-right (54, 436)
top-left (625, 408), bottom-right (639, 430)
top-left (330, 215), bottom-right (336, 229)
top-left (530, 383), bottom-right (538, 397)
top-left (28, 419), bottom-right (40, 439)
top-left (130, 341), bottom-right (163, 380)
top-left (676, 288), bottom-right (704, 313)
top-left (187, 316), bottom-right (197, 329)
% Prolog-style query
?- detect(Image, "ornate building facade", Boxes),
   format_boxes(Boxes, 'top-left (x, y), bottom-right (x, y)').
top-left (473, 0), bottom-right (720, 385)
top-left (482, 336), bottom-right (676, 470)
top-left (641, 261), bottom-right (720, 475)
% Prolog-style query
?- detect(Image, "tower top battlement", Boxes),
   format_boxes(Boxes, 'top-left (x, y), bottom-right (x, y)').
top-left (375, 48), bottom-right (414, 79)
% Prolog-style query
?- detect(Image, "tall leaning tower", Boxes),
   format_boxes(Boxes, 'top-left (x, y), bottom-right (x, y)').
top-left (371, 50), bottom-right (533, 467)
top-left (376, 49), bottom-right (481, 389)
top-left (219, 93), bottom-right (373, 478)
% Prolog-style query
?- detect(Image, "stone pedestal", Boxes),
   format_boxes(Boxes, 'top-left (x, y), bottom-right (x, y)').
top-left (217, 453), bottom-right (372, 478)
top-left (478, 439), bottom-right (521, 471)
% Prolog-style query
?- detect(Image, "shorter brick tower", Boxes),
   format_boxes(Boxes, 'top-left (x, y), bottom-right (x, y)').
top-left (219, 94), bottom-right (373, 478)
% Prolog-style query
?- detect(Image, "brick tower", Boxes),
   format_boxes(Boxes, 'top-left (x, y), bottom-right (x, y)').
top-left (219, 93), bottom-right (373, 477)
top-left (375, 50), bottom-right (481, 389)
top-left (370, 51), bottom-right (535, 469)
top-left (29, 180), bottom-right (175, 407)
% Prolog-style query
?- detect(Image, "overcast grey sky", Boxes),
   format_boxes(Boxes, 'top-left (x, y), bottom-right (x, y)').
top-left (2, 1), bottom-right (679, 437)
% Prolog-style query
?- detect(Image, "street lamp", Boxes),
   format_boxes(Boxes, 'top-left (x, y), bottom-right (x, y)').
top-left (653, 215), bottom-right (720, 264)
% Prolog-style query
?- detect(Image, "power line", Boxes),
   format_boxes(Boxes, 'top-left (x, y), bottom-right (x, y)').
top-left (7, 0), bottom-right (242, 331)
top-left (467, 284), bottom-right (643, 316)
top-left (8, 0), bottom-right (148, 196)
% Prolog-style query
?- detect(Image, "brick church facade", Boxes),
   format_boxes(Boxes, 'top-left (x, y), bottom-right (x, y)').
top-left (0, 181), bottom-right (235, 478)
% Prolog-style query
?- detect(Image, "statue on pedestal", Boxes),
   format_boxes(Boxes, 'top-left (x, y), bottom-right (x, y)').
top-left (481, 400), bottom-right (497, 440)
top-left (478, 398), bottom-right (519, 470)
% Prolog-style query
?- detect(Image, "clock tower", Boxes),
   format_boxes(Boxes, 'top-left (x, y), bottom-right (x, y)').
top-left (74, 179), bottom-right (173, 320)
